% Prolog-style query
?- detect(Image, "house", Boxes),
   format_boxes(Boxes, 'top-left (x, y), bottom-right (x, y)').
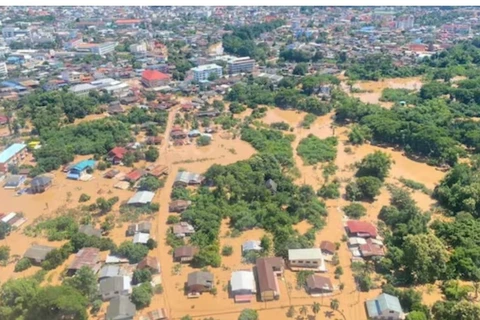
top-left (3, 174), bottom-right (26, 189)
top-left (108, 147), bottom-right (128, 164)
top-left (170, 130), bottom-right (187, 140)
top-left (127, 191), bottom-right (155, 206)
top-left (288, 248), bottom-right (326, 272)
top-left (100, 276), bottom-right (132, 301)
top-left (29, 175), bottom-right (52, 193)
top-left (196, 110), bottom-right (220, 118)
top-left (124, 169), bottom-right (144, 183)
top-left (320, 240), bottom-right (336, 255)
top-left (133, 232), bottom-right (150, 244)
top-left (67, 247), bottom-right (101, 276)
top-left (188, 129), bottom-right (201, 138)
top-left (168, 199), bottom-right (192, 212)
top-left (173, 246), bottom-right (199, 263)
top-left (173, 222), bottom-right (195, 238)
top-left (187, 271), bottom-right (214, 294)
top-left (230, 270), bottom-right (256, 303)
top-left (106, 295), bottom-right (136, 320)
top-left (140, 308), bottom-right (168, 320)
top-left (108, 102), bottom-right (124, 115)
top-left (265, 179), bottom-right (277, 193)
top-left (104, 169), bottom-right (120, 179)
top-left (365, 293), bottom-right (405, 320)
top-left (98, 265), bottom-right (124, 281)
top-left (346, 220), bottom-right (378, 238)
top-left (146, 164), bottom-right (168, 177)
top-left (256, 257), bottom-right (284, 301)
top-left (0, 143), bottom-right (27, 173)
top-left (359, 238), bottom-right (385, 259)
top-left (242, 240), bottom-right (262, 253)
top-left (146, 136), bottom-right (163, 145)
top-left (79, 224), bottom-right (102, 237)
top-left (23, 245), bottom-right (55, 264)
top-left (126, 221), bottom-right (152, 236)
top-left (67, 159), bottom-right (95, 180)
top-left (137, 256), bottom-right (161, 274)
top-left (141, 70), bottom-right (170, 88)
top-left (306, 274), bottom-right (334, 295)
top-left (174, 171), bottom-right (204, 187)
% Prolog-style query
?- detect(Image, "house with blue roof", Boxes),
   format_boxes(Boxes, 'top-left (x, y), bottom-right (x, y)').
top-left (365, 293), bottom-right (405, 319)
top-left (0, 143), bottom-right (27, 173)
top-left (67, 159), bottom-right (96, 180)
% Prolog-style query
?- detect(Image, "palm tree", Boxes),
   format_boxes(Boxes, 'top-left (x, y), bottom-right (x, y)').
top-left (299, 305), bottom-right (308, 317)
top-left (330, 298), bottom-right (340, 310)
top-left (312, 302), bottom-right (321, 318)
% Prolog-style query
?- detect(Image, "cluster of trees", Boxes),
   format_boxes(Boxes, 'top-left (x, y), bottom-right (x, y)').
top-left (279, 49), bottom-right (324, 63)
top-left (345, 53), bottom-right (426, 81)
top-left (380, 88), bottom-right (420, 105)
top-left (223, 20), bottom-right (284, 60)
top-left (296, 135), bottom-right (337, 165)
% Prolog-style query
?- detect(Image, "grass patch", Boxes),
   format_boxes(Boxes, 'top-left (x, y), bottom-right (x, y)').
top-left (297, 134), bottom-right (337, 165)
top-left (398, 177), bottom-right (432, 195)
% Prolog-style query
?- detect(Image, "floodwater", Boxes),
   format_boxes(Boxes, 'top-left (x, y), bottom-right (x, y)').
top-left (341, 76), bottom-right (424, 108)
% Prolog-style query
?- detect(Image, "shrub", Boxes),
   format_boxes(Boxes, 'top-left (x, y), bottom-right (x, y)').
top-left (221, 245), bottom-right (233, 256)
top-left (197, 136), bottom-right (212, 146)
top-left (297, 134), bottom-right (338, 165)
top-left (343, 203), bottom-right (367, 219)
top-left (317, 181), bottom-right (340, 199)
top-left (14, 257), bottom-right (32, 272)
top-left (79, 194), bottom-right (91, 203)
top-left (167, 215), bottom-right (180, 224)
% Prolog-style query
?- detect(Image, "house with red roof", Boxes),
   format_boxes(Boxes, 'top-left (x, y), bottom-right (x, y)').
top-left (345, 220), bottom-right (377, 238)
top-left (124, 169), bottom-right (145, 183)
top-left (107, 147), bottom-right (128, 165)
top-left (141, 70), bottom-right (170, 88)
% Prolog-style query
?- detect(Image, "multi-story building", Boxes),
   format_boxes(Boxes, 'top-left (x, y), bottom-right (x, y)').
top-left (129, 43), bottom-right (147, 54)
top-left (2, 27), bottom-right (31, 39)
top-left (141, 70), bottom-right (170, 88)
top-left (191, 64), bottom-right (222, 81)
top-left (227, 57), bottom-right (255, 75)
top-left (0, 143), bottom-right (27, 173)
top-left (288, 248), bottom-right (327, 272)
top-left (0, 61), bottom-right (7, 79)
top-left (61, 71), bottom-right (81, 83)
top-left (75, 42), bottom-right (116, 55)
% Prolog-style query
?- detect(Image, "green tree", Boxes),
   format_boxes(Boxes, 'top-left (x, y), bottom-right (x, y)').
top-left (312, 302), bottom-right (320, 318)
top-left (406, 311), bottom-right (428, 320)
top-left (238, 308), bottom-right (258, 320)
top-left (356, 151), bottom-right (392, 181)
top-left (62, 266), bottom-right (99, 302)
top-left (299, 305), bottom-right (308, 317)
top-left (342, 203), bottom-right (367, 219)
top-left (123, 151), bottom-right (135, 167)
top-left (114, 241), bottom-right (149, 264)
top-left (131, 283), bottom-right (153, 309)
top-left (221, 245), bottom-right (233, 256)
top-left (79, 193), bottom-right (91, 202)
top-left (0, 221), bottom-right (11, 239)
top-left (260, 235), bottom-right (272, 255)
top-left (330, 298), bottom-right (339, 310)
top-left (197, 136), bottom-right (212, 146)
top-left (346, 177), bottom-right (382, 201)
top-left (0, 245), bottom-right (10, 262)
top-left (145, 146), bottom-right (159, 162)
top-left (14, 257), bottom-right (32, 272)
top-left (132, 269), bottom-right (152, 285)
top-left (293, 63), bottom-right (308, 75)
top-left (139, 176), bottom-right (162, 191)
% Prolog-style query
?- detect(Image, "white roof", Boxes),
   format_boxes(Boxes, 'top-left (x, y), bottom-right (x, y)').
top-left (348, 237), bottom-right (367, 246)
top-left (69, 83), bottom-right (95, 92)
top-left (1, 212), bottom-right (16, 223)
top-left (133, 232), bottom-right (150, 244)
top-left (230, 271), bottom-right (256, 293)
top-left (127, 191), bottom-right (155, 205)
top-left (288, 248), bottom-right (323, 260)
top-left (192, 64), bottom-right (222, 72)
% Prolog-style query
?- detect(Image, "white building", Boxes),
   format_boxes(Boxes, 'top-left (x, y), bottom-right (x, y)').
top-left (2, 27), bottom-right (31, 39)
top-left (288, 248), bottom-right (326, 272)
top-left (227, 57), bottom-right (255, 75)
top-left (0, 62), bottom-right (7, 79)
top-left (191, 64), bottom-right (222, 81)
top-left (61, 71), bottom-right (81, 83)
top-left (129, 43), bottom-right (147, 54)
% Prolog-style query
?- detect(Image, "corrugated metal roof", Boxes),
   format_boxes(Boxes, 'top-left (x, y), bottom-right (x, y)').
top-left (230, 271), bottom-right (256, 293)
top-left (0, 143), bottom-right (26, 163)
top-left (288, 248), bottom-right (323, 260)
top-left (127, 191), bottom-right (155, 205)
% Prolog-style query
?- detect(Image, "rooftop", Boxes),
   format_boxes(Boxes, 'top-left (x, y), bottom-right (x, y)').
top-left (288, 248), bottom-right (323, 260)
top-left (127, 191), bottom-right (155, 205)
top-left (192, 64), bottom-right (222, 72)
top-left (0, 143), bottom-right (26, 163)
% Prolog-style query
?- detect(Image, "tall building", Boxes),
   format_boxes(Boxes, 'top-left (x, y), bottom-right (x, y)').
top-left (227, 57), bottom-right (255, 75)
top-left (0, 61), bottom-right (7, 79)
top-left (75, 42), bottom-right (116, 55)
top-left (395, 15), bottom-right (415, 30)
top-left (191, 64), bottom-right (222, 81)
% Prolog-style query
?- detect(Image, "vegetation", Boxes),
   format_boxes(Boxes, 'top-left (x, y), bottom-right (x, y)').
top-left (270, 121), bottom-right (290, 131)
top-left (296, 135), bottom-right (337, 165)
top-left (197, 135), bottom-right (212, 146)
top-left (113, 241), bottom-right (149, 264)
top-left (301, 114), bottom-right (317, 129)
top-left (131, 283), bottom-right (153, 309)
top-left (343, 203), bottom-right (367, 219)
top-left (221, 245), bottom-right (233, 256)
top-left (238, 308), bottom-right (258, 320)
top-left (317, 180), bottom-right (341, 199)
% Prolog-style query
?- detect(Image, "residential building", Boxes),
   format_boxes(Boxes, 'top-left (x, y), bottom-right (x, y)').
top-left (75, 42), bottom-right (116, 55)
top-left (306, 275), bottom-right (334, 295)
top-left (168, 199), bottom-right (192, 212)
top-left (23, 245), bottom-right (55, 264)
top-left (256, 257), bottom-right (284, 301)
top-left (127, 191), bottom-right (155, 206)
top-left (61, 71), bottom-right (82, 83)
top-left (67, 159), bottom-right (95, 180)
top-left (69, 83), bottom-right (96, 96)
top-left (320, 240), bottom-right (336, 255)
top-left (288, 248), bottom-right (326, 272)
top-left (126, 221), bottom-right (152, 236)
top-left (3, 175), bottom-right (25, 189)
top-left (68, 247), bottom-right (100, 275)
top-left (0, 62), bottom-right (7, 79)
top-left (140, 308), bottom-right (168, 320)
top-left (137, 256), bottom-right (161, 274)
top-left (2, 27), bottom-right (31, 39)
top-left (106, 295), bottom-right (136, 320)
top-left (99, 276), bottom-right (132, 301)
top-left (192, 64), bottom-right (222, 81)
top-left (230, 270), bottom-right (256, 303)
top-left (186, 271), bottom-right (214, 294)
top-left (172, 222), bottom-right (195, 238)
top-left (345, 220), bottom-right (378, 238)
top-left (133, 232), bottom-right (150, 244)
top-left (141, 70), bottom-right (170, 88)
top-left (98, 265), bottom-right (124, 281)
top-left (365, 293), bottom-right (405, 320)
top-left (227, 57), bottom-right (255, 74)
top-left (30, 175), bottom-right (52, 193)
top-left (174, 171), bottom-right (204, 187)
top-left (107, 147), bottom-right (128, 164)
top-left (124, 169), bottom-right (145, 183)
top-left (242, 240), bottom-right (262, 253)
top-left (359, 238), bottom-right (385, 259)
top-left (130, 43), bottom-right (147, 54)
top-left (174, 246), bottom-right (199, 263)
top-left (0, 143), bottom-right (27, 173)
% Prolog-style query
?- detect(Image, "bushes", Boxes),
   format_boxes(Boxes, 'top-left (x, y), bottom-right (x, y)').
top-left (113, 241), bottom-right (149, 264)
top-left (139, 176), bottom-right (163, 191)
top-left (145, 146), bottom-right (159, 162)
top-left (132, 269), bottom-right (152, 285)
top-left (167, 215), bottom-right (180, 225)
top-left (229, 102), bottom-right (246, 114)
top-left (342, 203), bottom-right (367, 219)
top-left (197, 136), bottom-right (212, 146)
top-left (302, 114), bottom-right (317, 129)
top-left (14, 257), bottom-right (32, 272)
top-left (346, 177), bottom-right (383, 202)
top-left (270, 121), bottom-right (290, 131)
top-left (297, 134), bottom-right (338, 165)
top-left (79, 193), bottom-right (91, 203)
top-left (131, 283), bottom-right (153, 309)
top-left (317, 181), bottom-right (340, 199)
top-left (221, 245), bottom-right (233, 256)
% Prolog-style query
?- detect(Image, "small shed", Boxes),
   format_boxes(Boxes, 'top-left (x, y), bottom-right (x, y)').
top-left (23, 245), bottom-right (56, 264)
top-left (187, 271), bottom-right (214, 294)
